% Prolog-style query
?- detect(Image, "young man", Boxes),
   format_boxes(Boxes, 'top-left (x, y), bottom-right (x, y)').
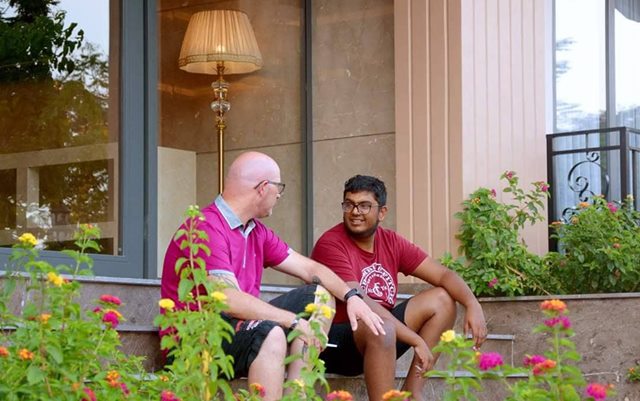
top-left (312, 175), bottom-right (487, 401)
top-left (160, 153), bottom-right (384, 401)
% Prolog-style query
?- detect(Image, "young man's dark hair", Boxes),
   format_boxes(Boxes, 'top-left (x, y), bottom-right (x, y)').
top-left (343, 175), bottom-right (387, 206)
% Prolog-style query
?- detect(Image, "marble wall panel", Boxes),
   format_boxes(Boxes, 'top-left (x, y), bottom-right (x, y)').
top-left (312, 134), bottom-right (395, 244)
top-left (312, 0), bottom-right (395, 141)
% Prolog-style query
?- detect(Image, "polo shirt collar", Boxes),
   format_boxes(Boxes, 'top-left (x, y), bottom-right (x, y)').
top-left (215, 195), bottom-right (256, 235)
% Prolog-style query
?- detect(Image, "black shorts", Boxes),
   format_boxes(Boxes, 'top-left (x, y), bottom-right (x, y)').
top-left (222, 284), bottom-right (318, 378)
top-left (320, 300), bottom-right (411, 376)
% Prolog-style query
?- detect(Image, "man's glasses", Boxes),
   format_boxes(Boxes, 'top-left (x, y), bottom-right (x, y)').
top-left (341, 201), bottom-right (380, 215)
top-left (255, 180), bottom-right (286, 195)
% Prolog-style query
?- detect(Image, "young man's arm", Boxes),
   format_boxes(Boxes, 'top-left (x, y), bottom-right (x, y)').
top-left (273, 251), bottom-right (385, 336)
top-left (411, 257), bottom-right (487, 347)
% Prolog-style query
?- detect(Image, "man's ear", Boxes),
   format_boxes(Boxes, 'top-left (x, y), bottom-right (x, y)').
top-left (378, 205), bottom-right (388, 221)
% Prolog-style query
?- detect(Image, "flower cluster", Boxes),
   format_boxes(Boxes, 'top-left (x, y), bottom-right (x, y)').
top-left (326, 390), bottom-right (353, 401)
top-left (477, 352), bottom-right (504, 371)
top-left (381, 389), bottom-right (411, 401)
top-left (628, 363), bottom-right (640, 383)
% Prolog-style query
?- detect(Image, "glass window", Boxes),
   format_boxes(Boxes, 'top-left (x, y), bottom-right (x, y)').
top-left (156, 1), bottom-right (304, 282)
top-left (614, 1), bottom-right (640, 129)
top-left (0, 0), bottom-right (119, 254)
top-left (555, 0), bottom-right (607, 131)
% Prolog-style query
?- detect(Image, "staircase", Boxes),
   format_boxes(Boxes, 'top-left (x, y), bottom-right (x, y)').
top-left (67, 277), bottom-right (524, 400)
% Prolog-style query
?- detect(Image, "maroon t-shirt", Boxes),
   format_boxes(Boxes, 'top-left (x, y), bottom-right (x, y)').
top-left (311, 223), bottom-right (428, 323)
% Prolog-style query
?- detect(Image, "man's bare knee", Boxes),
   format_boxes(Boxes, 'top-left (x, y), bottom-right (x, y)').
top-left (257, 326), bottom-right (288, 361)
top-left (431, 287), bottom-right (456, 314)
top-left (356, 317), bottom-right (396, 350)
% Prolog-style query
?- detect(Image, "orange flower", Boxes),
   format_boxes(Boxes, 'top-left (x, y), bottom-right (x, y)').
top-left (0, 346), bottom-right (9, 357)
top-left (18, 348), bottom-right (34, 360)
top-left (250, 383), bottom-right (266, 398)
top-left (578, 201), bottom-right (590, 209)
top-left (382, 389), bottom-right (411, 401)
top-left (106, 370), bottom-right (120, 387)
top-left (39, 313), bottom-right (52, 324)
top-left (326, 390), bottom-right (353, 401)
top-left (541, 299), bottom-right (567, 313)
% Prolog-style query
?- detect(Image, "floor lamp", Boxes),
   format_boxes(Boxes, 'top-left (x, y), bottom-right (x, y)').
top-left (178, 10), bottom-right (263, 193)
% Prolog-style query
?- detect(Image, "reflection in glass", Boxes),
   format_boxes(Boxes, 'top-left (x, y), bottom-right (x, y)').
top-left (555, 0), bottom-right (606, 131)
top-left (615, 3), bottom-right (640, 129)
top-left (0, 0), bottom-right (118, 254)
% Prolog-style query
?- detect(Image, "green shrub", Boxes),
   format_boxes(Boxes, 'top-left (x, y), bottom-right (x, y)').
top-left (442, 172), bottom-right (559, 296)
top-left (546, 195), bottom-right (640, 293)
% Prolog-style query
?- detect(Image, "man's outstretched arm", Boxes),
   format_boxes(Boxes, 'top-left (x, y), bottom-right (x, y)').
top-left (274, 251), bottom-right (386, 336)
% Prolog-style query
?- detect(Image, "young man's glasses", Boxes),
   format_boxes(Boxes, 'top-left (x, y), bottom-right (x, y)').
top-left (255, 180), bottom-right (286, 195)
top-left (341, 201), bottom-right (380, 215)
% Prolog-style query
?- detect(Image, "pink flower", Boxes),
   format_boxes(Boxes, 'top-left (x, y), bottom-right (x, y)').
top-left (585, 383), bottom-right (608, 401)
top-left (477, 352), bottom-right (504, 371)
top-left (120, 382), bottom-right (130, 395)
top-left (161, 390), bottom-right (180, 401)
top-left (102, 311), bottom-right (120, 328)
top-left (504, 171), bottom-right (515, 180)
top-left (612, 243), bottom-right (621, 249)
top-left (544, 316), bottom-right (572, 329)
top-left (490, 189), bottom-right (497, 197)
top-left (82, 388), bottom-right (96, 401)
top-left (92, 307), bottom-right (102, 314)
top-left (532, 359), bottom-right (556, 375)
top-left (488, 278), bottom-right (498, 288)
top-left (607, 202), bottom-right (618, 213)
top-left (100, 294), bottom-right (122, 306)
top-left (523, 354), bottom-right (546, 367)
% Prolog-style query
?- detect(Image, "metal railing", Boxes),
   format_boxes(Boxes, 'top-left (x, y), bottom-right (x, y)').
top-left (546, 126), bottom-right (640, 249)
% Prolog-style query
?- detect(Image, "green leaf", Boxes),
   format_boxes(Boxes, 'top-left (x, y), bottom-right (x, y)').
top-left (46, 344), bottom-right (64, 364)
top-left (26, 365), bottom-right (45, 384)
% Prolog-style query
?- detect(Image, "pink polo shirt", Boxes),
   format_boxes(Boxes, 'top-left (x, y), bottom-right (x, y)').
top-left (160, 196), bottom-right (291, 309)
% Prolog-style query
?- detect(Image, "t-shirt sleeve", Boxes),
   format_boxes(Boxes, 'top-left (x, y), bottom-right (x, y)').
top-left (311, 233), bottom-right (359, 282)
top-left (395, 232), bottom-right (428, 276)
top-left (261, 225), bottom-right (290, 267)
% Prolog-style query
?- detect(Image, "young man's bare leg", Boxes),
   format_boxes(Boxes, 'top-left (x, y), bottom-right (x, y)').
top-left (401, 288), bottom-right (456, 401)
top-left (355, 319), bottom-right (397, 401)
top-left (248, 327), bottom-right (288, 401)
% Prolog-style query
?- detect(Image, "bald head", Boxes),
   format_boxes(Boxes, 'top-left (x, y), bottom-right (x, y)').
top-left (224, 151), bottom-right (280, 194)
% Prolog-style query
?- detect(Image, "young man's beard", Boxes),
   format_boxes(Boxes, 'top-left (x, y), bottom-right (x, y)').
top-left (345, 220), bottom-right (379, 239)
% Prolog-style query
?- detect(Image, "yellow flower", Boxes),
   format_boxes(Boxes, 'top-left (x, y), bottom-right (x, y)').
top-left (47, 272), bottom-right (64, 287)
top-left (159, 375), bottom-right (169, 382)
top-left (320, 305), bottom-right (335, 319)
top-left (304, 303), bottom-right (318, 314)
top-left (158, 298), bottom-right (175, 310)
top-left (18, 233), bottom-right (37, 247)
top-left (294, 379), bottom-right (305, 388)
top-left (211, 291), bottom-right (227, 302)
top-left (440, 329), bottom-right (456, 343)
top-left (39, 313), bottom-right (52, 324)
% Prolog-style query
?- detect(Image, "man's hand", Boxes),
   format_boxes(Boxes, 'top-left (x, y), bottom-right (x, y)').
top-left (294, 318), bottom-right (323, 349)
top-left (346, 296), bottom-right (386, 335)
top-left (464, 303), bottom-right (487, 348)
top-left (411, 338), bottom-right (434, 376)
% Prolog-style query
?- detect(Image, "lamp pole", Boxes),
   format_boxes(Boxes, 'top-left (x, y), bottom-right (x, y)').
top-left (211, 61), bottom-right (230, 193)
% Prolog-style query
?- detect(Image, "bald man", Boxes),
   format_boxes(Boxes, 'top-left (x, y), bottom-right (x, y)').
top-left (161, 151), bottom-right (385, 401)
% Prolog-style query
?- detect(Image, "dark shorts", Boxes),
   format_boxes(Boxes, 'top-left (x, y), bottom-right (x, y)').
top-left (320, 300), bottom-right (411, 376)
top-left (222, 284), bottom-right (318, 378)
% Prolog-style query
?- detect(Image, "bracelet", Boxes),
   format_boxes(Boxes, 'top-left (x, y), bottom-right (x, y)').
top-left (343, 287), bottom-right (363, 302)
top-left (288, 317), bottom-right (299, 331)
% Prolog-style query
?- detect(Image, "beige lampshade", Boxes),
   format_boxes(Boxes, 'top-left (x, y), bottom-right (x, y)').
top-left (178, 10), bottom-right (263, 75)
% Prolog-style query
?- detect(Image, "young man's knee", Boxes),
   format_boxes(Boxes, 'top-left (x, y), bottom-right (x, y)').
top-left (431, 287), bottom-right (456, 312)
top-left (358, 317), bottom-right (396, 348)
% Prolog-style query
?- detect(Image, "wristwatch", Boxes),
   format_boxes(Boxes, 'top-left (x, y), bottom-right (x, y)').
top-left (343, 287), bottom-right (364, 302)
top-left (288, 317), bottom-right (299, 331)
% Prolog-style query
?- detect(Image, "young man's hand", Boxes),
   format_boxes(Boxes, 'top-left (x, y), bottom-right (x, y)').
top-left (411, 338), bottom-right (434, 376)
top-left (464, 303), bottom-right (487, 348)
